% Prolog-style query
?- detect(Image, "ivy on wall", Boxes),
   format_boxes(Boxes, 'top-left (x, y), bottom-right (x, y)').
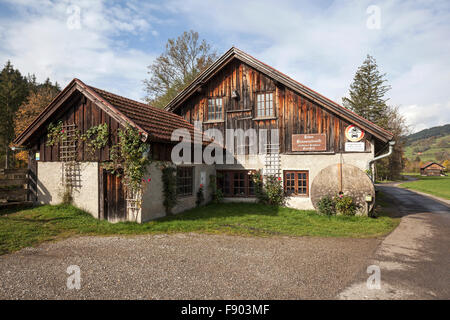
top-left (46, 122), bottom-right (151, 204)
top-left (81, 123), bottom-right (109, 156)
top-left (196, 184), bottom-right (205, 207)
top-left (104, 125), bottom-right (151, 192)
top-left (161, 165), bottom-right (177, 214)
top-left (46, 120), bottom-right (67, 147)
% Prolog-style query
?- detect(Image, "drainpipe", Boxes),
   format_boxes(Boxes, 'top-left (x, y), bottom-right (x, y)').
top-left (367, 140), bottom-right (396, 182)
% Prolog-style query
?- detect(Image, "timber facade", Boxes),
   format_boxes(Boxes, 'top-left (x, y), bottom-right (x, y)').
top-left (14, 47), bottom-right (394, 222)
top-left (173, 58), bottom-right (374, 155)
top-left (167, 47), bottom-right (393, 212)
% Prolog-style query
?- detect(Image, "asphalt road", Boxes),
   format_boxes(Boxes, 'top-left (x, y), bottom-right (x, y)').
top-left (339, 184), bottom-right (450, 299)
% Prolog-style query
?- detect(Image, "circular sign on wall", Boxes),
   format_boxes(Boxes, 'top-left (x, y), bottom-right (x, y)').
top-left (345, 125), bottom-right (365, 142)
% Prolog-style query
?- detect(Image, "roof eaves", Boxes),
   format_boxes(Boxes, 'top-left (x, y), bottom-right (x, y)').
top-left (74, 79), bottom-right (149, 142)
top-left (13, 79), bottom-right (79, 146)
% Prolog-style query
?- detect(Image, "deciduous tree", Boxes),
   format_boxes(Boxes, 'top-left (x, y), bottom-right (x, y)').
top-left (144, 30), bottom-right (217, 109)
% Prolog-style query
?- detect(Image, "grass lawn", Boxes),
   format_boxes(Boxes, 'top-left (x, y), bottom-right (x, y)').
top-left (399, 175), bottom-right (450, 200)
top-left (0, 203), bottom-right (399, 255)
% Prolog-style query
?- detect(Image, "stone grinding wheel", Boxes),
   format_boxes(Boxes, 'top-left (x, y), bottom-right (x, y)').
top-left (310, 163), bottom-right (375, 214)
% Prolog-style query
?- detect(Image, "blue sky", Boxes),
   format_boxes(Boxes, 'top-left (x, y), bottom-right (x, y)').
top-left (0, 0), bottom-right (449, 132)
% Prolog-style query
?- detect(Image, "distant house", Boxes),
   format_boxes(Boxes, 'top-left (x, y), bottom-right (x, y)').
top-left (420, 162), bottom-right (446, 176)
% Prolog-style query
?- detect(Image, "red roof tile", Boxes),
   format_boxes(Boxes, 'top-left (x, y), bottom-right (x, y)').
top-left (87, 84), bottom-right (197, 143)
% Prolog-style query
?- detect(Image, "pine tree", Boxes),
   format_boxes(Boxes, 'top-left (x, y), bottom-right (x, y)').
top-left (0, 61), bottom-right (29, 168)
top-left (343, 55), bottom-right (409, 180)
top-left (342, 55), bottom-right (391, 126)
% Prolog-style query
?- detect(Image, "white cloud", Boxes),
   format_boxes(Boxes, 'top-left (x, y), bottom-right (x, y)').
top-left (0, 0), bottom-right (157, 101)
top-left (1, 0), bottom-right (449, 133)
top-left (166, 0), bottom-right (450, 132)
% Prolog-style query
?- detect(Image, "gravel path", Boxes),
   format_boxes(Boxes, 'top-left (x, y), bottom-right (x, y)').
top-left (0, 233), bottom-right (379, 299)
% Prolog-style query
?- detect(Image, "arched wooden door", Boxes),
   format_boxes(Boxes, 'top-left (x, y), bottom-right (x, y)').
top-left (99, 168), bottom-right (126, 221)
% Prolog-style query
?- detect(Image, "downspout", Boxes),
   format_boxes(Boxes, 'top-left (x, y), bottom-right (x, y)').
top-left (367, 140), bottom-right (395, 182)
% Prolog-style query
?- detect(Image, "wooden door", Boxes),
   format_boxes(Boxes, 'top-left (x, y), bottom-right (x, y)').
top-left (100, 169), bottom-right (126, 221)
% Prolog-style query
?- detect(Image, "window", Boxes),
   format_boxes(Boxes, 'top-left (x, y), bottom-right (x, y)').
top-left (207, 97), bottom-right (223, 121)
top-left (177, 167), bottom-right (193, 196)
top-left (256, 92), bottom-right (274, 117)
top-left (217, 170), bottom-right (256, 197)
top-left (284, 171), bottom-right (309, 196)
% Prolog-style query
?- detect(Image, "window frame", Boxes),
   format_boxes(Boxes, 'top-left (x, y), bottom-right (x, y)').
top-left (217, 170), bottom-right (256, 198)
top-left (176, 166), bottom-right (194, 197)
top-left (207, 97), bottom-right (223, 121)
top-left (283, 170), bottom-right (309, 197)
top-left (255, 92), bottom-right (274, 118)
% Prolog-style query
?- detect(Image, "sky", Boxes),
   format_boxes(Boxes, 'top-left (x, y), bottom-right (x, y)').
top-left (0, 0), bottom-right (449, 133)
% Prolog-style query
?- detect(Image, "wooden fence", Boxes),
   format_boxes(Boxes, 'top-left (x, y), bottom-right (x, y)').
top-left (0, 168), bottom-right (30, 203)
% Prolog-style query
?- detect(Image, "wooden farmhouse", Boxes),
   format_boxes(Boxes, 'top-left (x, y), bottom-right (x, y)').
top-left (420, 162), bottom-right (446, 176)
top-left (14, 47), bottom-right (394, 222)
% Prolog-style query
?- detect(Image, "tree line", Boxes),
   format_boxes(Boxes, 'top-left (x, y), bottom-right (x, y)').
top-left (0, 61), bottom-right (60, 168)
top-left (406, 124), bottom-right (450, 145)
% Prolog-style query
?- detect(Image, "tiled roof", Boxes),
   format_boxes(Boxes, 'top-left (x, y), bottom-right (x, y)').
top-left (420, 162), bottom-right (445, 169)
top-left (13, 78), bottom-right (204, 146)
top-left (86, 84), bottom-right (197, 143)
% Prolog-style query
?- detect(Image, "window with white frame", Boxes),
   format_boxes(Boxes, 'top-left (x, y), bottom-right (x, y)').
top-left (207, 97), bottom-right (223, 120)
top-left (256, 92), bottom-right (274, 117)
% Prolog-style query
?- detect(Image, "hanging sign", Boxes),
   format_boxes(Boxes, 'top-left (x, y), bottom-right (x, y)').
top-left (35, 152), bottom-right (40, 161)
top-left (292, 134), bottom-right (327, 151)
top-left (345, 125), bottom-right (365, 142)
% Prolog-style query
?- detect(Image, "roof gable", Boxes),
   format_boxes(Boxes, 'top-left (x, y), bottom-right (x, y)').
top-left (421, 162), bottom-right (445, 169)
top-left (14, 79), bottom-right (196, 146)
top-left (164, 47), bottom-right (394, 143)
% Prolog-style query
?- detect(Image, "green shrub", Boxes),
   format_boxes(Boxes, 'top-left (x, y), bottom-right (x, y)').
top-left (251, 170), bottom-right (268, 203)
top-left (317, 196), bottom-right (335, 216)
top-left (264, 175), bottom-right (285, 206)
top-left (60, 186), bottom-right (73, 205)
top-left (334, 194), bottom-right (356, 216)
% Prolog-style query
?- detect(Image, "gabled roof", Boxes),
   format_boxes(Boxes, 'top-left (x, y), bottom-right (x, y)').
top-left (420, 162), bottom-right (445, 169)
top-left (164, 47), bottom-right (394, 143)
top-left (14, 78), bottom-right (198, 146)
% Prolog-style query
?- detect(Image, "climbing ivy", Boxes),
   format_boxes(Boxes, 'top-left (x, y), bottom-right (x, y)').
top-left (196, 184), bottom-right (205, 207)
top-left (161, 165), bottom-right (177, 214)
top-left (46, 122), bottom-right (151, 194)
top-left (46, 121), bottom-right (66, 146)
top-left (80, 123), bottom-right (109, 156)
top-left (105, 125), bottom-right (151, 192)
